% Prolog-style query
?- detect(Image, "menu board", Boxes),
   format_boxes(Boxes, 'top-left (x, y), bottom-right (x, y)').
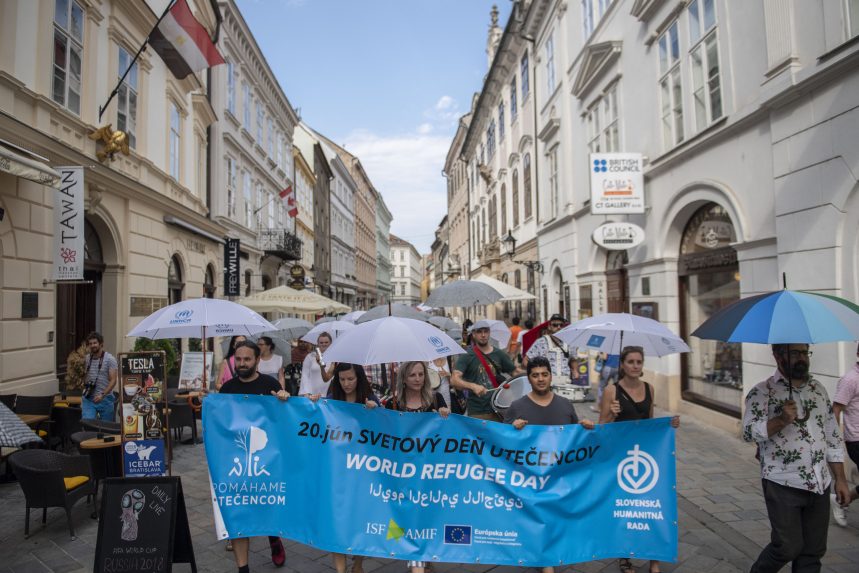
top-left (94, 477), bottom-right (196, 573)
top-left (177, 351), bottom-right (214, 391)
top-left (119, 352), bottom-right (169, 477)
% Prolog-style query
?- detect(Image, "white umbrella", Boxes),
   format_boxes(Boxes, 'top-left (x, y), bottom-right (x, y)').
top-left (270, 317), bottom-right (314, 340)
top-left (429, 316), bottom-right (460, 331)
top-left (355, 303), bottom-right (430, 324)
top-left (340, 310), bottom-right (366, 323)
top-left (424, 280), bottom-right (503, 308)
top-left (128, 298), bottom-right (276, 390)
top-left (301, 320), bottom-right (355, 345)
top-left (239, 285), bottom-right (350, 314)
top-left (323, 317), bottom-right (467, 365)
top-left (473, 274), bottom-right (536, 301)
top-left (470, 319), bottom-right (512, 348)
top-left (315, 316), bottom-right (338, 325)
top-left (554, 313), bottom-right (690, 357)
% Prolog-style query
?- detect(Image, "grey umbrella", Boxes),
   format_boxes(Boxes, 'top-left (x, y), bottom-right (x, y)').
top-left (270, 317), bottom-right (314, 341)
top-left (425, 280), bottom-right (503, 308)
top-left (315, 316), bottom-right (338, 325)
top-left (429, 316), bottom-right (461, 331)
top-left (355, 304), bottom-right (431, 324)
top-left (0, 403), bottom-right (42, 448)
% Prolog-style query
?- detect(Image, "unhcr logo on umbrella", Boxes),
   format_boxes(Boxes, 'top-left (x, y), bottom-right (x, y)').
top-left (428, 335), bottom-right (450, 354)
top-left (169, 309), bottom-right (194, 324)
top-left (213, 323), bottom-right (232, 335)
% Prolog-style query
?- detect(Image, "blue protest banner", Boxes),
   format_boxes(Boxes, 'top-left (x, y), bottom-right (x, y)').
top-left (203, 394), bottom-right (677, 567)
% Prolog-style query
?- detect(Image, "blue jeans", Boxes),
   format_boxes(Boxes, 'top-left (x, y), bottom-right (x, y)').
top-left (82, 393), bottom-right (116, 421)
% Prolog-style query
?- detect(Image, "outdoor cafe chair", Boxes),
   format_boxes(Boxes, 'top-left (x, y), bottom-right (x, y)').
top-left (8, 449), bottom-right (94, 538)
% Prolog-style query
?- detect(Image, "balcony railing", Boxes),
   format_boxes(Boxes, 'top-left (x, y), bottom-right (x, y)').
top-left (259, 229), bottom-right (303, 260)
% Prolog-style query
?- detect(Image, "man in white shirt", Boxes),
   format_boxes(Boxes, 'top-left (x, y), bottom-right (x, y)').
top-left (742, 343), bottom-right (851, 572)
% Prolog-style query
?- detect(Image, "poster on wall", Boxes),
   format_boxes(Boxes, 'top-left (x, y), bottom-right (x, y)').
top-left (119, 351), bottom-right (169, 477)
top-left (589, 153), bottom-right (645, 214)
top-left (53, 166), bottom-right (85, 280)
top-left (178, 352), bottom-right (214, 391)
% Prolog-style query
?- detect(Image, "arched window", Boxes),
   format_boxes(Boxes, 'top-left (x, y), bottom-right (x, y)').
top-left (500, 184), bottom-right (507, 235)
top-left (168, 255), bottom-right (184, 305)
top-left (204, 265), bottom-right (216, 298)
top-left (244, 269), bottom-right (252, 297)
top-left (511, 169), bottom-right (520, 227)
top-left (523, 154), bottom-right (532, 219)
top-left (488, 194), bottom-right (498, 238)
top-left (679, 202), bottom-right (741, 417)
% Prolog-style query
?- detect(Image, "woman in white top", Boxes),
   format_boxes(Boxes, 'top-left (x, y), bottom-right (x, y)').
top-left (256, 336), bottom-right (285, 389)
top-left (299, 332), bottom-right (336, 398)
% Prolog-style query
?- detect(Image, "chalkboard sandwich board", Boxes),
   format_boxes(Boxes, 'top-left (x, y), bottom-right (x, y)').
top-left (94, 477), bottom-right (196, 573)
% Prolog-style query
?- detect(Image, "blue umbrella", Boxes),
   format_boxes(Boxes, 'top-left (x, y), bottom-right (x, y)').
top-left (691, 290), bottom-right (859, 343)
top-left (692, 289), bottom-right (859, 410)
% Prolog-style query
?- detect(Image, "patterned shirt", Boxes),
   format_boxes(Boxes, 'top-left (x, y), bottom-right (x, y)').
top-left (742, 369), bottom-right (845, 494)
top-left (84, 351), bottom-right (118, 396)
top-left (526, 335), bottom-right (572, 381)
top-left (834, 362), bottom-right (859, 442)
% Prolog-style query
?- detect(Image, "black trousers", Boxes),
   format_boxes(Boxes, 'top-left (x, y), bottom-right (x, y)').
top-left (750, 480), bottom-right (830, 573)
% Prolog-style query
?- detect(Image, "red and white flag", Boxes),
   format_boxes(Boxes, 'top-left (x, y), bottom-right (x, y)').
top-left (279, 186), bottom-right (298, 218)
top-left (149, 0), bottom-right (225, 79)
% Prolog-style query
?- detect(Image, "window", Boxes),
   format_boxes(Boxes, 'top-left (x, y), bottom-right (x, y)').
top-left (226, 61), bottom-right (235, 115)
top-left (500, 184), bottom-right (507, 235)
top-left (242, 83), bottom-right (251, 129)
top-left (658, 21), bottom-right (684, 148)
top-left (400, 283), bottom-right (406, 296)
top-left (851, 0), bottom-right (859, 38)
top-left (510, 77), bottom-right (518, 120)
top-left (276, 136), bottom-right (283, 168)
top-left (521, 52), bottom-right (530, 99)
top-left (169, 103), bottom-right (180, 179)
top-left (400, 250), bottom-right (404, 261)
top-left (256, 183), bottom-right (264, 227)
top-left (226, 157), bottom-right (236, 217)
top-left (486, 121), bottom-right (496, 158)
top-left (582, 0), bottom-right (611, 39)
top-left (267, 117), bottom-right (274, 156)
top-left (547, 147), bottom-right (559, 219)
top-left (545, 33), bottom-right (556, 94)
top-left (512, 169), bottom-right (520, 227)
top-left (523, 154), bottom-right (532, 219)
top-left (688, 0), bottom-right (722, 131)
top-left (498, 101), bottom-right (505, 140)
top-left (489, 194), bottom-right (497, 238)
top-left (256, 101), bottom-right (263, 144)
top-left (117, 46), bottom-right (138, 149)
top-left (52, 0), bottom-right (83, 114)
top-left (587, 83), bottom-right (619, 153)
top-left (243, 171), bottom-right (252, 227)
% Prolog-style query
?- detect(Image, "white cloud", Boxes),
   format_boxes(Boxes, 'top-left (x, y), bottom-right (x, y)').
top-left (435, 95), bottom-right (455, 111)
top-left (343, 128), bottom-right (451, 254)
top-left (417, 123), bottom-right (434, 135)
top-left (424, 95), bottom-right (461, 129)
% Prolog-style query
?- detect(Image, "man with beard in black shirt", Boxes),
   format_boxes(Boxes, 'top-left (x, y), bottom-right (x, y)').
top-left (219, 341), bottom-right (290, 572)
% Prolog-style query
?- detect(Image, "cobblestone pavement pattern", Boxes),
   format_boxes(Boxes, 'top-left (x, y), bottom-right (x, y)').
top-left (1, 406), bottom-right (857, 573)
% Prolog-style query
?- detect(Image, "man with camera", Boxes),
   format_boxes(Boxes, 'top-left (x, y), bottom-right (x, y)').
top-left (81, 331), bottom-right (118, 421)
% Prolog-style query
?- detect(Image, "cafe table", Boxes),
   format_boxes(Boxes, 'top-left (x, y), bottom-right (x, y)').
top-left (79, 436), bottom-right (123, 518)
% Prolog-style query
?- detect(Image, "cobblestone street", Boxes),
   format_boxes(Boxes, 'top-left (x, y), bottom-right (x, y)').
top-left (1, 407), bottom-right (857, 573)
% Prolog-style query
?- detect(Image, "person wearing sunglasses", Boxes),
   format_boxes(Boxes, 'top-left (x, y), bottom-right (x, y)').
top-left (743, 343), bottom-right (851, 573)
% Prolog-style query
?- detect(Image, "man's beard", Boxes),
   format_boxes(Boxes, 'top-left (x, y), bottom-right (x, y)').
top-left (533, 385), bottom-right (551, 396)
top-left (237, 367), bottom-right (256, 378)
top-left (789, 361), bottom-right (809, 379)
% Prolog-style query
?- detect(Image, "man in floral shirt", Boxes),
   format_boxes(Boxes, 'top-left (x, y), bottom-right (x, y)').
top-left (743, 343), bottom-right (852, 572)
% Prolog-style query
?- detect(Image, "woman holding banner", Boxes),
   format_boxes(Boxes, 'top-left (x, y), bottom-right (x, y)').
top-left (326, 363), bottom-right (379, 573)
top-left (387, 361), bottom-right (449, 573)
top-left (599, 346), bottom-right (679, 573)
top-left (300, 332), bottom-right (336, 399)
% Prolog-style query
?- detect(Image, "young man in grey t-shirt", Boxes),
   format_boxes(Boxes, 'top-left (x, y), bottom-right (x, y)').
top-left (504, 356), bottom-right (595, 429)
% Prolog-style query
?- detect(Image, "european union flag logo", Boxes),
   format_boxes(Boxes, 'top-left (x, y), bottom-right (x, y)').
top-left (443, 525), bottom-right (472, 545)
top-left (586, 334), bottom-right (606, 348)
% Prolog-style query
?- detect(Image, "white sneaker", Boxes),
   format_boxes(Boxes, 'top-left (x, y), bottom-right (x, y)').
top-left (831, 493), bottom-right (848, 527)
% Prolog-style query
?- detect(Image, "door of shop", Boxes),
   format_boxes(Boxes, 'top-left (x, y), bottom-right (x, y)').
top-left (606, 251), bottom-right (629, 313)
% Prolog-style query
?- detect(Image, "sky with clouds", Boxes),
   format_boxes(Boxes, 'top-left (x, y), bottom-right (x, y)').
top-left (236, 0), bottom-right (512, 253)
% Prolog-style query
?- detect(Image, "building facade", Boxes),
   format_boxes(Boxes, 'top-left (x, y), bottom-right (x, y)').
top-left (375, 189), bottom-right (393, 304)
top-left (0, 0), bottom-right (226, 393)
top-left (328, 143), bottom-right (377, 309)
top-left (443, 112), bottom-right (472, 287)
top-left (212, 0), bottom-right (300, 300)
top-left (460, 4), bottom-right (541, 323)
top-left (518, 0), bottom-right (859, 433)
top-left (293, 145), bottom-right (315, 289)
top-left (294, 122), bottom-right (332, 296)
top-left (389, 234), bottom-right (421, 306)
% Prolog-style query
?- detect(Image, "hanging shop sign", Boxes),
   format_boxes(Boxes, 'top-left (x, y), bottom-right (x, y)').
top-left (53, 166), bottom-right (85, 280)
top-left (592, 222), bottom-right (645, 250)
top-left (590, 153), bottom-right (645, 214)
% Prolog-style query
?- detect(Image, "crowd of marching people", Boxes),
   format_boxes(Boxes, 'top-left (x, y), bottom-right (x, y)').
top-left (202, 310), bottom-right (859, 573)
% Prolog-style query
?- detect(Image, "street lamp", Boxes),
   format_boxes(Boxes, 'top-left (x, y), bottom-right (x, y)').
top-left (502, 230), bottom-right (544, 274)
